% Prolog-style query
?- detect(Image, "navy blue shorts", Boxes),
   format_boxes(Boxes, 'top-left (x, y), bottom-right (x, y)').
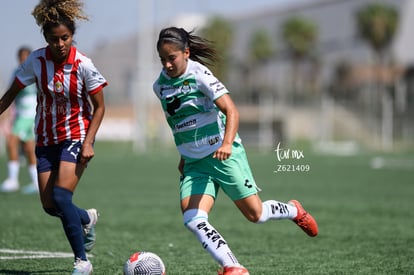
top-left (35, 141), bottom-right (82, 173)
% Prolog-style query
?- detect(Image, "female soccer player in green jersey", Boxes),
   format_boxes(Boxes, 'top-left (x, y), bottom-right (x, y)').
top-left (1, 46), bottom-right (38, 194)
top-left (153, 27), bottom-right (318, 275)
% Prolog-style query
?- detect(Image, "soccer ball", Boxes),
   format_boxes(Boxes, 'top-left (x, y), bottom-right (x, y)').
top-left (123, 251), bottom-right (166, 275)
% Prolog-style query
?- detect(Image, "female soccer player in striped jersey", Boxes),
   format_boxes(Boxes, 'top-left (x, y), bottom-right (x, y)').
top-left (153, 27), bottom-right (318, 275)
top-left (0, 1), bottom-right (107, 274)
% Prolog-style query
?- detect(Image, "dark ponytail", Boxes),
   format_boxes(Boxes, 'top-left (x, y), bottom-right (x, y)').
top-left (157, 27), bottom-right (218, 66)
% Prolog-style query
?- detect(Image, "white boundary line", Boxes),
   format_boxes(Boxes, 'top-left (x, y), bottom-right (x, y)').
top-left (0, 249), bottom-right (93, 260)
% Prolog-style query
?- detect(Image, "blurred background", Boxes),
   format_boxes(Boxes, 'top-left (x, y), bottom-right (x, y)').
top-left (1, 0), bottom-right (413, 154)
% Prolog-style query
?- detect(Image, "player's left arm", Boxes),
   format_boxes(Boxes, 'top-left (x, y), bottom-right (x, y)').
top-left (80, 89), bottom-right (105, 165)
top-left (178, 157), bottom-right (185, 175)
top-left (213, 94), bottom-right (239, 161)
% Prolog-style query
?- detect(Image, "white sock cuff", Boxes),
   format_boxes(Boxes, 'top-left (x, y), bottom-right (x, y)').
top-left (8, 160), bottom-right (19, 168)
top-left (258, 200), bottom-right (298, 222)
top-left (183, 209), bottom-right (208, 225)
top-left (8, 161), bottom-right (20, 181)
top-left (257, 201), bottom-right (270, 223)
top-left (28, 165), bottom-right (38, 184)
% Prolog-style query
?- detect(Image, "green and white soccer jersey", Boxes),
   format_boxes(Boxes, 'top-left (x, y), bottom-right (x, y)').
top-left (10, 74), bottom-right (37, 141)
top-left (14, 84), bottom-right (37, 119)
top-left (153, 59), bottom-right (241, 160)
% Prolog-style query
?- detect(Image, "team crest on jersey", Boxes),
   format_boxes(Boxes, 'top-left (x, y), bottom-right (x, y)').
top-left (55, 81), bottom-right (64, 93)
top-left (181, 80), bottom-right (191, 93)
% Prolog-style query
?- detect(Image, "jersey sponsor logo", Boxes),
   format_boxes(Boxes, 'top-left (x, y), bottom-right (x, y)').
top-left (160, 85), bottom-right (181, 97)
top-left (208, 136), bottom-right (219, 145)
top-left (209, 80), bottom-right (220, 87)
top-left (244, 179), bottom-right (253, 188)
top-left (67, 141), bottom-right (80, 160)
top-left (92, 70), bottom-right (105, 81)
top-left (166, 95), bottom-right (181, 116)
top-left (175, 118), bottom-right (196, 130)
top-left (209, 80), bottom-right (225, 94)
top-left (70, 151), bottom-right (79, 160)
top-left (194, 133), bottom-right (220, 147)
top-left (215, 86), bottom-right (225, 93)
top-left (271, 202), bottom-right (289, 215)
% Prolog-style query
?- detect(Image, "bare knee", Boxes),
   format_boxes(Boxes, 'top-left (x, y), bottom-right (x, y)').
top-left (234, 194), bottom-right (263, 223)
top-left (243, 211), bottom-right (262, 223)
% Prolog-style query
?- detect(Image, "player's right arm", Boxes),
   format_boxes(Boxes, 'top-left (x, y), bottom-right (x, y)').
top-left (0, 80), bottom-right (21, 116)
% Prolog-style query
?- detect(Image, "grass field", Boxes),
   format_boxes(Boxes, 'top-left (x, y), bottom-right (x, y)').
top-left (0, 141), bottom-right (413, 274)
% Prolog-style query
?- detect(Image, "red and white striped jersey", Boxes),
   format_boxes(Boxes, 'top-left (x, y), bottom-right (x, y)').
top-left (15, 46), bottom-right (107, 146)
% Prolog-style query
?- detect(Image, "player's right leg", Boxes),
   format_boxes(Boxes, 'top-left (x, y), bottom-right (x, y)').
top-left (21, 139), bottom-right (39, 194)
top-left (181, 150), bottom-right (250, 273)
top-left (181, 195), bottom-right (248, 274)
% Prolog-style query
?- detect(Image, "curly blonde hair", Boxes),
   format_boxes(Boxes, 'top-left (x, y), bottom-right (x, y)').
top-left (32, 0), bottom-right (88, 34)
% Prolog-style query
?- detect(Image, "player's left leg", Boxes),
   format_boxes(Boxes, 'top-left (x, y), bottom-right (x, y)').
top-left (54, 161), bottom-right (88, 259)
top-left (234, 194), bottom-right (318, 237)
top-left (83, 208), bottom-right (99, 252)
top-left (234, 193), bottom-right (297, 222)
top-left (54, 160), bottom-right (94, 275)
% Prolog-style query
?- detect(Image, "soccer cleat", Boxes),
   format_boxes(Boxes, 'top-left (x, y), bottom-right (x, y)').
top-left (83, 209), bottom-right (99, 252)
top-left (0, 179), bottom-right (19, 193)
top-left (21, 183), bottom-right (39, 194)
top-left (217, 266), bottom-right (250, 275)
top-left (72, 258), bottom-right (93, 275)
top-left (289, 200), bottom-right (318, 237)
